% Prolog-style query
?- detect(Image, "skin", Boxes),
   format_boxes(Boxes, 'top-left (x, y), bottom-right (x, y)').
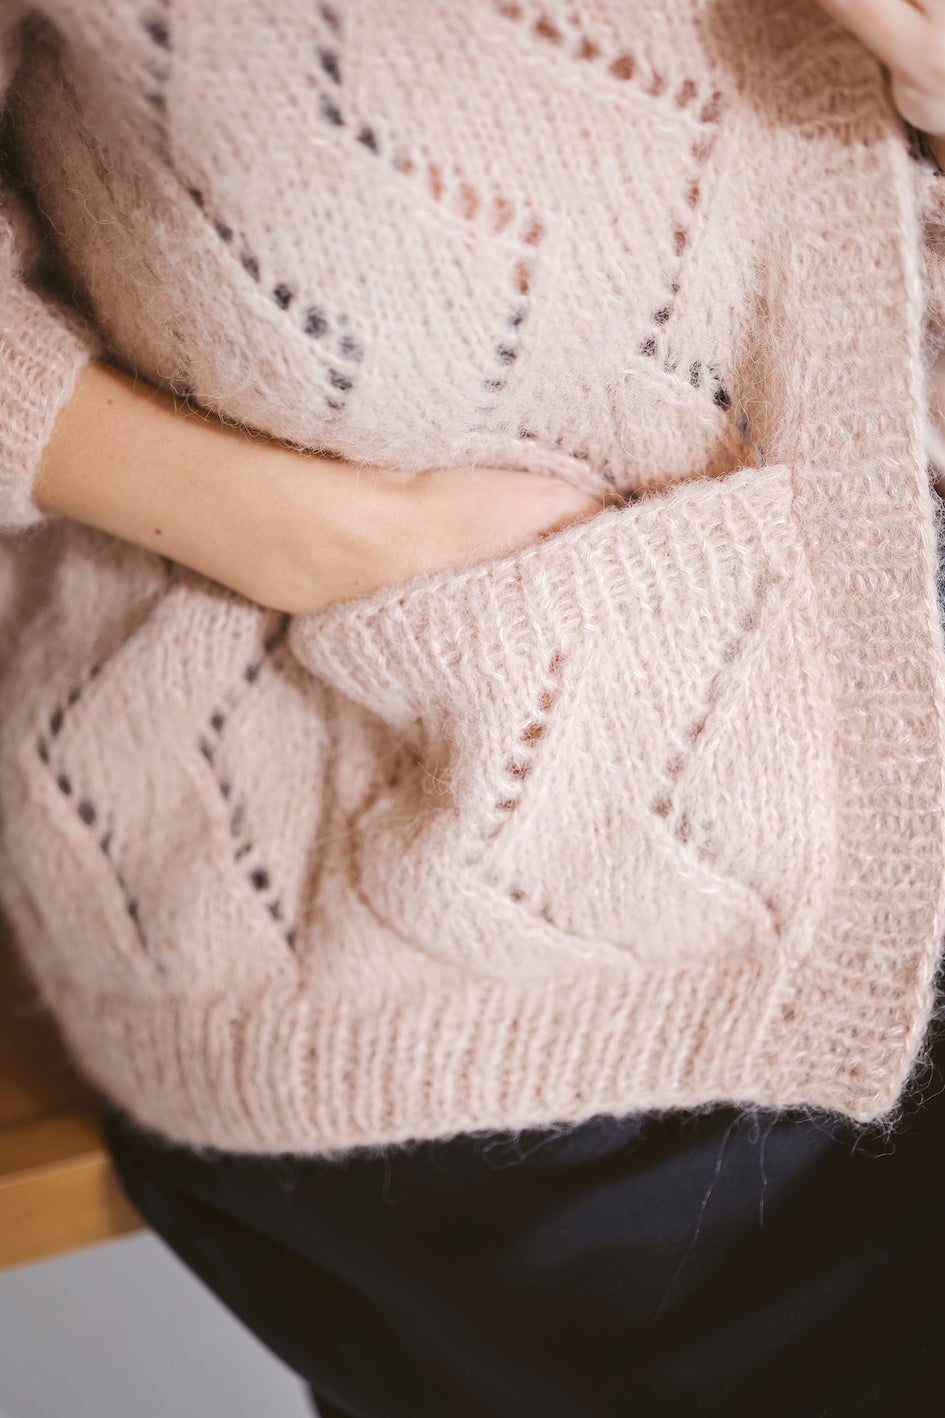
top-left (34, 364), bottom-right (606, 615)
top-left (819, 0), bottom-right (945, 166)
top-left (34, 4), bottom-right (945, 610)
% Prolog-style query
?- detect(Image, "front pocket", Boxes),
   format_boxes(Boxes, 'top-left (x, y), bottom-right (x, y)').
top-left (289, 463), bottom-right (834, 976)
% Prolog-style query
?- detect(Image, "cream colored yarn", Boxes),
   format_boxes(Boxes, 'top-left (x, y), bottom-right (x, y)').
top-left (1, 0), bottom-right (945, 1154)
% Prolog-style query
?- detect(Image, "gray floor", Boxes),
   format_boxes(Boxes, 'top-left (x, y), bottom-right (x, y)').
top-left (0, 1231), bottom-right (313, 1418)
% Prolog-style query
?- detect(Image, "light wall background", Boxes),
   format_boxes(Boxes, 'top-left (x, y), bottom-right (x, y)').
top-left (0, 1231), bottom-right (313, 1418)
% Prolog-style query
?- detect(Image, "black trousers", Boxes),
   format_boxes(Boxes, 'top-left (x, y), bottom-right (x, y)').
top-left (101, 1012), bottom-right (945, 1418)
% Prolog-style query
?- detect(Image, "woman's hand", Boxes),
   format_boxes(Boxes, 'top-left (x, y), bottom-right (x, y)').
top-left (818, 1), bottom-right (945, 165)
top-left (282, 460), bottom-right (609, 616)
top-left (35, 362), bottom-right (606, 615)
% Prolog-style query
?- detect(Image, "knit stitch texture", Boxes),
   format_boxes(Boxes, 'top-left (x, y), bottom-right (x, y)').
top-left (1, 0), bottom-right (945, 1153)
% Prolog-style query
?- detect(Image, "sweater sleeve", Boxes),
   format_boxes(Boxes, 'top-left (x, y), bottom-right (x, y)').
top-left (0, 7), bottom-right (99, 534)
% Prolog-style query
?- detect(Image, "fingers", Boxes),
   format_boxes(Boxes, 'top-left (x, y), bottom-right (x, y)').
top-left (819, 0), bottom-right (924, 63)
top-left (819, 0), bottom-right (945, 136)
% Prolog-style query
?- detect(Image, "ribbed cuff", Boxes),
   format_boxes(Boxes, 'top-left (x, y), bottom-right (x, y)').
top-left (0, 280), bottom-right (100, 532)
top-left (37, 945), bottom-right (915, 1160)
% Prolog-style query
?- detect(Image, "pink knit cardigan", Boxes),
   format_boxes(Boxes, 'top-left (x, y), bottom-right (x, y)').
top-left (2, 0), bottom-right (945, 1155)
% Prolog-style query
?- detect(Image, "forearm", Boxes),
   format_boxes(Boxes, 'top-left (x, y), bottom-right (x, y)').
top-left (33, 362), bottom-right (373, 612)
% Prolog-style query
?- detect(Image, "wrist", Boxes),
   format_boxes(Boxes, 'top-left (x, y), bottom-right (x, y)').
top-left (260, 448), bottom-right (393, 614)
